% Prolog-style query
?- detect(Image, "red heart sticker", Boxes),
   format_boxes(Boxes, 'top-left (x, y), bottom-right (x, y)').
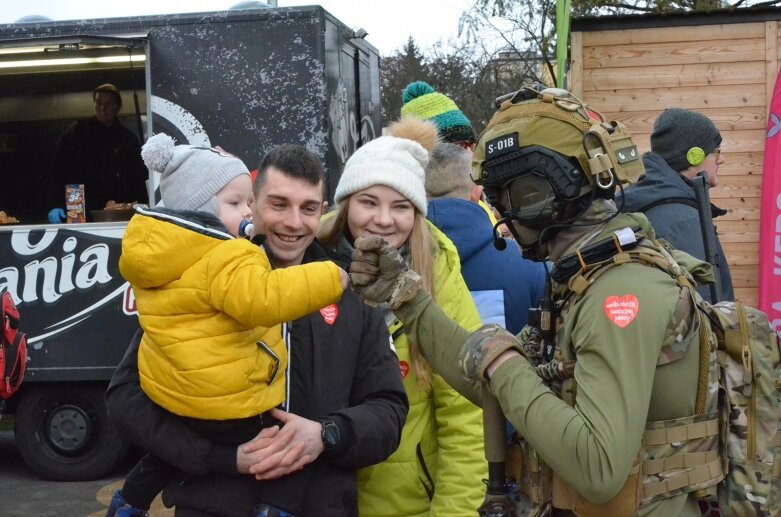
top-left (399, 360), bottom-right (409, 379)
top-left (603, 295), bottom-right (639, 328)
top-left (319, 304), bottom-right (338, 325)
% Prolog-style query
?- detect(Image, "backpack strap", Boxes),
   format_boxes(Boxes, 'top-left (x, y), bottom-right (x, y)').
top-left (631, 197), bottom-right (698, 213)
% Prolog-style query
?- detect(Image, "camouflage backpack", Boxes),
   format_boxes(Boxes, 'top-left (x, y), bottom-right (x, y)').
top-left (559, 235), bottom-right (781, 516)
top-left (702, 300), bottom-right (781, 515)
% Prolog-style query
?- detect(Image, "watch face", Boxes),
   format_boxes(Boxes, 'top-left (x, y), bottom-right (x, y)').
top-left (322, 420), bottom-right (340, 449)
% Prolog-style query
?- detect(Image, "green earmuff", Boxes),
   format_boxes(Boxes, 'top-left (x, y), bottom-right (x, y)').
top-left (686, 146), bottom-right (705, 166)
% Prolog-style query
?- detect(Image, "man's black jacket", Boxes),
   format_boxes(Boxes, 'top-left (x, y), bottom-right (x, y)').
top-left (105, 239), bottom-right (408, 516)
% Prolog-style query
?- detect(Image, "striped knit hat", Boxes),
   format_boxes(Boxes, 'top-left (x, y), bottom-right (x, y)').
top-left (400, 81), bottom-right (475, 144)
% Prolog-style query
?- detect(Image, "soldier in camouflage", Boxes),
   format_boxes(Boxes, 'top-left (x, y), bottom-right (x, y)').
top-left (349, 87), bottom-right (728, 516)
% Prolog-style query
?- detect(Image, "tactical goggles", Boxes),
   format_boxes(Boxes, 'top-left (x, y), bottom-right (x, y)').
top-left (482, 146), bottom-right (587, 227)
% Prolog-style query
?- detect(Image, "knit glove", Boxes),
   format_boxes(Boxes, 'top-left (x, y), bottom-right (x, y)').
top-left (460, 324), bottom-right (526, 387)
top-left (350, 236), bottom-right (422, 309)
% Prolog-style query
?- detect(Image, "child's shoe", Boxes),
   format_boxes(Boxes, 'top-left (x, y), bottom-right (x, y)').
top-left (105, 489), bottom-right (149, 517)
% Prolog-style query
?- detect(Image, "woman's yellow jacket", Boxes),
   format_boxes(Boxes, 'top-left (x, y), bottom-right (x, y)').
top-left (357, 222), bottom-right (486, 516)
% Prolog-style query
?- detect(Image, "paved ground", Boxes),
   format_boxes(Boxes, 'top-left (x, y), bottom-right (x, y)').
top-left (0, 417), bottom-right (174, 517)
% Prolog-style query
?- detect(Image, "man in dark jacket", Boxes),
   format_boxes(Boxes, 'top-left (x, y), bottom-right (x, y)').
top-left (619, 108), bottom-right (734, 302)
top-left (48, 83), bottom-right (148, 222)
top-left (425, 143), bottom-right (546, 335)
top-left (105, 145), bottom-right (407, 517)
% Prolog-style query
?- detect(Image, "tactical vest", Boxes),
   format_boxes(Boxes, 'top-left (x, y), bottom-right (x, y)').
top-left (509, 230), bottom-right (781, 516)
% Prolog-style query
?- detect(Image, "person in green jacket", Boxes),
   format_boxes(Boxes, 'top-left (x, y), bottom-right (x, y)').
top-left (318, 116), bottom-right (487, 516)
top-left (348, 88), bottom-right (722, 517)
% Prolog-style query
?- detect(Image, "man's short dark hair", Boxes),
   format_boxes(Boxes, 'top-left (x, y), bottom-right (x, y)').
top-left (92, 83), bottom-right (122, 107)
top-left (254, 144), bottom-right (323, 194)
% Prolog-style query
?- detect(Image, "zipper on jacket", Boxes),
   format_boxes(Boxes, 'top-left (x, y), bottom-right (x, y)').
top-left (416, 443), bottom-right (435, 501)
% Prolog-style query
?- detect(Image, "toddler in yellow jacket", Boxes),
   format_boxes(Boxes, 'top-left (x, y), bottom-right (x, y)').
top-left (121, 133), bottom-right (347, 419)
top-left (108, 133), bottom-right (347, 515)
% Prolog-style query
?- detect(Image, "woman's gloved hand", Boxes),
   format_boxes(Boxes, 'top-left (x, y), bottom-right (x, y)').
top-left (48, 208), bottom-right (66, 224)
top-left (350, 235), bottom-right (422, 309)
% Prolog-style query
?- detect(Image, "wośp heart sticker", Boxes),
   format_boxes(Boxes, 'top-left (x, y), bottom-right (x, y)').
top-left (603, 295), bottom-right (639, 328)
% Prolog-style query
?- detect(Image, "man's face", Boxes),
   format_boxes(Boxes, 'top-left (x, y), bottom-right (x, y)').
top-left (93, 92), bottom-right (120, 126)
top-left (251, 167), bottom-right (324, 268)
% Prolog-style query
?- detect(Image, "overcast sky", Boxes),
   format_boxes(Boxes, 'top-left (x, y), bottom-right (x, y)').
top-left (0, 0), bottom-right (474, 56)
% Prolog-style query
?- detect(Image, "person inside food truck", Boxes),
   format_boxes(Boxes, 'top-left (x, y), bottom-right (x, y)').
top-left (47, 83), bottom-right (148, 223)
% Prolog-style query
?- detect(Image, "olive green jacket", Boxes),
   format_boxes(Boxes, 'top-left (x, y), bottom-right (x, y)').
top-left (395, 211), bottom-right (705, 516)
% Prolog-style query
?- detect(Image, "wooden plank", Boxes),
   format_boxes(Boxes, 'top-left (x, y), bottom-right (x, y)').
top-left (569, 31), bottom-right (583, 97)
top-left (580, 22), bottom-right (765, 47)
top-left (583, 62), bottom-right (766, 91)
top-left (768, 22), bottom-right (779, 111)
top-left (729, 264), bottom-right (759, 290)
top-left (601, 107), bottom-right (767, 134)
top-left (583, 84), bottom-right (766, 113)
top-left (714, 220), bottom-right (760, 243)
top-left (714, 152), bottom-right (764, 176)
top-left (722, 242), bottom-right (760, 265)
top-left (582, 39), bottom-right (765, 69)
top-left (627, 129), bottom-right (765, 156)
top-left (710, 196), bottom-right (760, 221)
top-left (733, 286), bottom-right (757, 307)
top-left (710, 174), bottom-right (763, 200)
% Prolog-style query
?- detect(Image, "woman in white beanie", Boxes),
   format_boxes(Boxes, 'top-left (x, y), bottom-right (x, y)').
top-left (317, 117), bottom-right (487, 517)
top-left (108, 133), bottom-right (348, 516)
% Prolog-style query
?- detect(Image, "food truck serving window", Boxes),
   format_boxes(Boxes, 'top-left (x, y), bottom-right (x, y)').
top-left (0, 35), bottom-right (149, 225)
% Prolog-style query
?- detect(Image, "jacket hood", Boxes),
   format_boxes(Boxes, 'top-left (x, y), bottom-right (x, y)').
top-left (619, 152), bottom-right (695, 213)
top-left (427, 199), bottom-right (493, 264)
top-left (120, 207), bottom-right (233, 288)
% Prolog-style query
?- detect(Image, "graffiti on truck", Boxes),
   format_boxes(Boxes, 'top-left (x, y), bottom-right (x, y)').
top-left (329, 80), bottom-right (376, 164)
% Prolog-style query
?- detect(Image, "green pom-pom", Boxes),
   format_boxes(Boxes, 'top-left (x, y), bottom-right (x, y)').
top-left (402, 81), bottom-right (434, 104)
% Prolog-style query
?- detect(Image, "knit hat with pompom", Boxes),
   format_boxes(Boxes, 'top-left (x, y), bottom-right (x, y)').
top-left (142, 133), bottom-right (249, 216)
top-left (400, 81), bottom-right (475, 144)
top-left (334, 117), bottom-right (439, 216)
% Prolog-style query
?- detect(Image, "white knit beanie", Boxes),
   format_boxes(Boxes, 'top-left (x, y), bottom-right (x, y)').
top-left (334, 135), bottom-right (429, 216)
top-left (142, 133), bottom-right (249, 215)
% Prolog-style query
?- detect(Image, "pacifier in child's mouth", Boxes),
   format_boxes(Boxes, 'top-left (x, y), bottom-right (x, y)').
top-left (239, 219), bottom-right (255, 238)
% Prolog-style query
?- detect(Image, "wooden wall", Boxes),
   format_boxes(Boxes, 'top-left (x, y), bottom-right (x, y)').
top-left (570, 18), bottom-right (780, 307)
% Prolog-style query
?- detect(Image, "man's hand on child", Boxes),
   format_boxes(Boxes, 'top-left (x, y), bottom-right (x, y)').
top-left (242, 408), bottom-right (322, 480)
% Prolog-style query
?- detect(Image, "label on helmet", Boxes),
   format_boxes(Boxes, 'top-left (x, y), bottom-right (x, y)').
top-left (485, 133), bottom-right (519, 161)
top-left (615, 145), bottom-right (639, 164)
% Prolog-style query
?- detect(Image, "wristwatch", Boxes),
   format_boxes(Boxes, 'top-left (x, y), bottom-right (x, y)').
top-left (319, 418), bottom-right (341, 451)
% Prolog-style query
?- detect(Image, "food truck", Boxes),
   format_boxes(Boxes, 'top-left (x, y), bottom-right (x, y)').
top-left (0, 4), bottom-right (380, 480)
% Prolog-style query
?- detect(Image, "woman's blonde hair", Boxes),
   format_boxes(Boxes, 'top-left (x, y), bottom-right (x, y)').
top-left (317, 196), bottom-right (438, 390)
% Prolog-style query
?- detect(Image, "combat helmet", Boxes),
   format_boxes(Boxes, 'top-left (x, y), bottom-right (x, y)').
top-left (472, 86), bottom-right (644, 257)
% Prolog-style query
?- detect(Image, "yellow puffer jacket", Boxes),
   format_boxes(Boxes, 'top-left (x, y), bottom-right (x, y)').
top-left (119, 209), bottom-right (343, 419)
top-left (357, 222), bottom-right (486, 517)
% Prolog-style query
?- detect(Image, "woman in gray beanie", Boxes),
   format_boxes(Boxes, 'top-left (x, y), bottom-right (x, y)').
top-left (107, 133), bottom-right (348, 516)
top-left (618, 108), bottom-right (734, 302)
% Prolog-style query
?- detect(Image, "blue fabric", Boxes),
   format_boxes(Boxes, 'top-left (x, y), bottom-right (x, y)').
top-left (617, 152), bottom-right (734, 302)
top-left (427, 198), bottom-right (546, 334)
top-left (47, 207), bottom-right (65, 223)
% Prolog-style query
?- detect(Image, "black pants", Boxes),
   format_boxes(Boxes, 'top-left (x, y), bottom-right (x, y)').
top-left (121, 411), bottom-right (275, 511)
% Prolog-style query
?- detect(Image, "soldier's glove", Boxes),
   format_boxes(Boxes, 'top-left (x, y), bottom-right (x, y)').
top-left (350, 235), bottom-right (422, 310)
top-left (460, 324), bottom-right (525, 387)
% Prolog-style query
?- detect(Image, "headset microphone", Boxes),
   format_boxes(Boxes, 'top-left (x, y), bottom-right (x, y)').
top-left (492, 218), bottom-right (508, 250)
